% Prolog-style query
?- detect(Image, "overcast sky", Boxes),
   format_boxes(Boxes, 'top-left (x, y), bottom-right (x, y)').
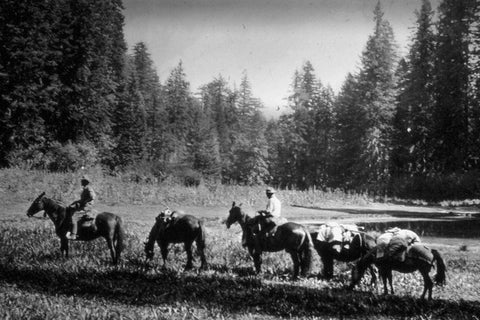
top-left (122, 0), bottom-right (440, 117)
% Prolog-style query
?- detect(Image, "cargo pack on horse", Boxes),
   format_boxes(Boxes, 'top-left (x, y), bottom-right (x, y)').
top-left (310, 222), bottom-right (377, 280)
top-left (26, 192), bottom-right (125, 264)
top-left (226, 202), bottom-right (313, 279)
top-left (350, 244), bottom-right (446, 300)
top-left (144, 210), bottom-right (207, 271)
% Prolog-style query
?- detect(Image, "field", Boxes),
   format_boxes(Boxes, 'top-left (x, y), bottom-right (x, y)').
top-left (1, 169), bottom-right (480, 319)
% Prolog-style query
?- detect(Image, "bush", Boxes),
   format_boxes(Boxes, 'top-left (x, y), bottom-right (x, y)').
top-left (45, 141), bottom-right (99, 172)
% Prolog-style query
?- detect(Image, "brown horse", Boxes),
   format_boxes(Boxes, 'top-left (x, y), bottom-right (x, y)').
top-left (26, 192), bottom-right (125, 264)
top-left (144, 211), bottom-right (207, 270)
top-left (226, 202), bottom-right (313, 279)
top-left (310, 228), bottom-right (377, 280)
top-left (350, 244), bottom-right (446, 300)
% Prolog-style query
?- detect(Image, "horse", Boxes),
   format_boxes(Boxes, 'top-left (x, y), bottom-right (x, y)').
top-left (310, 226), bottom-right (377, 280)
top-left (350, 244), bottom-right (446, 300)
top-left (226, 202), bottom-right (314, 279)
top-left (144, 211), bottom-right (207, 271)
top-left (26, 192), bottom-right (125, 264)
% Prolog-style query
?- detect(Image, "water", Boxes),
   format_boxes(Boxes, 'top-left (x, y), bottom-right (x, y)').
top-left (358, 219), bottom-right (480, 238)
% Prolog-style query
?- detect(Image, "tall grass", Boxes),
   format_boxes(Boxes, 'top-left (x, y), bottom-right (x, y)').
top-left (0, 168), bottom-right (372, 208)
top-left (1, 211), bottom-right (480, 319)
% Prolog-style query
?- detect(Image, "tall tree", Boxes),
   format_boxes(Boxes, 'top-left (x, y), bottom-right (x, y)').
top-left (230, 71), bottom-right (269, 185)
top-left (199, 76), bottom-right (238, 182)
top-left (131, 42), bottom-right (164, 162)
top-left (113, 69), bottom-right (147, 168)
top-left (348, 1), bottom-right (398, 189)
top-left (391, 0), bottom-right (437, 176)
top-left (432, 0), bottom-right (477, 172)
top-left (163, 61), bottom-right (194, 163)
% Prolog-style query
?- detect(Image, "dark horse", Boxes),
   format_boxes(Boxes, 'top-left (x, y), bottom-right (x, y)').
top-left (350, 244), bottom-right (446, 300)
top-left (144, 211), bottom-right (207, 270)
top-left (226, 202), bottom-right (314, 279)
top-left (310, 227), bottom-right (377, 280)
top-left (26, 192), bottom-right (125, 264)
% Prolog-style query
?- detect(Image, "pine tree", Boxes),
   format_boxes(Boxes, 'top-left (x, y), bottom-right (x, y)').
top-left (131, 42), bottom-right (164, 162)
top-left (391, 0), bottom-right (436, 176)
top-left (432, 0), bottom-right (476, 172)
top-left (231, 71), bottom-right (269, 185)
top-left (163, 61), bottom-right (194, 163)
top-left (198, 76), bottom-right (237, 182)
top-left (113, 69), bottom-right (148, 168)
top-left (332, 73), bottom-right (366, 189)
top-left (352, 1), bottom-right (398, 189)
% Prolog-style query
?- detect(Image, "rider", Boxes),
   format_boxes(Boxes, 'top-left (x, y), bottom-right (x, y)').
top-left (257, 187), bottom-right (282, 238)
top-left (66, 175), bottom-right (96, 240)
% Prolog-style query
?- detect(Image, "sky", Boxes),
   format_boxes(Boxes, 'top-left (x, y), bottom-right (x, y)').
top-left (122, 0), bottom-right (440, 118)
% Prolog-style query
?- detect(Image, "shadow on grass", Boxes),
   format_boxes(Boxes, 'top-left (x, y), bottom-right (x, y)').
top-left (0, 263), bottom-right (479, 319)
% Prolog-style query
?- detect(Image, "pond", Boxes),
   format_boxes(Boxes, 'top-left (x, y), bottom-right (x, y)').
top-left (357, 219), bottom-right (480, 239)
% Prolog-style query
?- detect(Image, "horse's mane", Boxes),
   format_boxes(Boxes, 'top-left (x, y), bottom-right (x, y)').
top-left (43, 196), bottom-right (66, 209)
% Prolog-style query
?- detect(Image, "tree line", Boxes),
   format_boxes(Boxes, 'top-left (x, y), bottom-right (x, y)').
top-left (1, 0), bottom-right (479, 200)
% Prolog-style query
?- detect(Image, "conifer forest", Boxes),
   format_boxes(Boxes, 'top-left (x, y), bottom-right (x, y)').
top-left (1, 0), bottom-right (480, 201)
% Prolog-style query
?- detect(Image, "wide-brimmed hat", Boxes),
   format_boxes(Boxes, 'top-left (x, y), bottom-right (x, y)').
top-left (266, 187), bottom-right (276, 194)
top-left (81, 175), bottom-right (90, 183)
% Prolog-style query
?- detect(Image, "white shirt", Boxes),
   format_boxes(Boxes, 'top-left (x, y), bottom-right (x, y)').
top-left (266, 195), bottom-right (282, 217)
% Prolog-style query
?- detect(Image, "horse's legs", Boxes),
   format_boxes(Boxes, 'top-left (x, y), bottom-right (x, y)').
top-left (60, 237), bottom-right (69, 258)
top-left (160, 243), bottom-right (169, 268)
top-left (184, 241), bottom-right (194, 270)
top-left (379, 268), bottom-right (389, 295)
top-left (321, 254), bottom-right (334, 279)
top-left (288, 251), bottom-right (300, 280)
top-left (388, 270), bottom-right (394, 295)
top-left (419, 268), bottom-right (433, 300)
top-left (252, 252), bottom-right (262, 274)
top-left (105, 235), bottom-right (116, 264)
top-left (368, 265), bottom-right (377, 287)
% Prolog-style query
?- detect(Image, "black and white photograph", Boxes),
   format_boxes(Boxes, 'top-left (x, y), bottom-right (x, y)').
top-left (1, 0), bottom-right (479, 318)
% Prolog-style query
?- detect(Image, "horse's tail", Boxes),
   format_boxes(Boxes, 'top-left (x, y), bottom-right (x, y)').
top-left (300, 229), bottom-right (314, 277)
top-left (114, 216), bottom-right (125, 261)
top-left (196, 220), bottom-right (206, 253)
top-left (432, 249), bottom-right (446, 286)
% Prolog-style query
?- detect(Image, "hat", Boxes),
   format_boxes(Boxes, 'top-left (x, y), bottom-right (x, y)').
top-left (81, 175), bottom-right (90, 183)
top-left (266, 187), bottom-right (275, 194)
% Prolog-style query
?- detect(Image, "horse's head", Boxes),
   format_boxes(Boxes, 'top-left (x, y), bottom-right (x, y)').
top-left (226, 202), bottom-right (243, 228)
top-left (27, 192), bottom-right (46, 217)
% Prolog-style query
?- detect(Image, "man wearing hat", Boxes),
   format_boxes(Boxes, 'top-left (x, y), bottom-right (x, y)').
top-left (257, 187), bottom-right (283, 239)
top-left (66, 175), bottom-right (96, 240)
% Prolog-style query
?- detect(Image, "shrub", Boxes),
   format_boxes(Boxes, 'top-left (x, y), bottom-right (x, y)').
top-left (45, 141), bottom-right (99, 172)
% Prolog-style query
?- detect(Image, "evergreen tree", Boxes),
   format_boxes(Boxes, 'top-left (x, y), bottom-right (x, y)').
top-left (432, 0), bottom-right (476, 172)
top-left (113, 69), bottom-right (147, 168)
top-left (391, 0), bottom-right (436, 176)
top-left (199, 76), bottom-right (237, 182)
top-left (331, 73), bottom-right (366, 189)
top-left (131, 42), bottom-right (164, 162)
top-left (349, 1), bottom-right (398, 189)
top-left (231, 71), bottom-right (269, 185)
top-left (163, 61), bottom-right (194, 163)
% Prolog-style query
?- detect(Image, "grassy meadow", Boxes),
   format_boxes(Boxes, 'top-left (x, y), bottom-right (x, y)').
top-left (1, 168), bottom-right (480, 320)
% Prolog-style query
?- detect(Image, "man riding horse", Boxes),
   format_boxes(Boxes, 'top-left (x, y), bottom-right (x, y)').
top-left (66, 175), bottom-right (96, 240)
top-left (246, 187), bottom-right (287, 247)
